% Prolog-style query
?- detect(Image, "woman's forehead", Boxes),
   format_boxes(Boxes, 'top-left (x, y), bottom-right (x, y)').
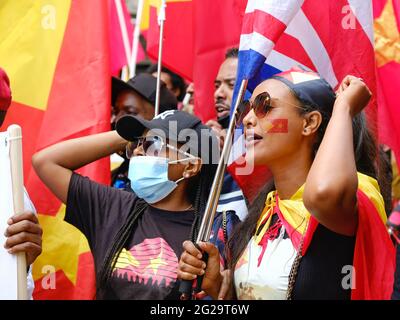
top-left (251, 79), bottom-right (291, 102)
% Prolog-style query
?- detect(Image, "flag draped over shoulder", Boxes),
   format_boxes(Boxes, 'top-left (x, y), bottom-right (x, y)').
top-left (256, 173), bottom-right (395, 299)
top-left (0, 0), bottom-right (111, 299)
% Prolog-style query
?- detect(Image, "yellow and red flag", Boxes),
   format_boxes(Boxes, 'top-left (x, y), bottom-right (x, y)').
top-left (373, 0), bottom-right (400, 167)
top-left (0, 0), bottom-right (111, 299)
top-left (255, 173), bottom-right (395, 299)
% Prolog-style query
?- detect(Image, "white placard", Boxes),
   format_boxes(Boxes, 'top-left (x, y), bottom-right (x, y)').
top-left (0, 131), bottom-right (18, 299)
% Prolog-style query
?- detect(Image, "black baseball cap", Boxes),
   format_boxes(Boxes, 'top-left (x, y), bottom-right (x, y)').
top-left (271, 66), bottom-right (336, 111)
top-left (112, 73), bottom-right (178, 113)
top-left (116, 110), bottom-right (219, 163)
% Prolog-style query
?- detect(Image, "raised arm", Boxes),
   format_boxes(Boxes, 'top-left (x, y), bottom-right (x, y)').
top-left (32, 131), bottom-right (127, 203)
top-left (303, 76), bottom-right (372, 236)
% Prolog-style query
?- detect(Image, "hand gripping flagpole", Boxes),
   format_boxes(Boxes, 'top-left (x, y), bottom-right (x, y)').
top-left (154, 0), bottom-right (167, 117)
top-left (179, 79), bottom-right (248, 300)
top-left (8, 125), bottom-right (27, 300)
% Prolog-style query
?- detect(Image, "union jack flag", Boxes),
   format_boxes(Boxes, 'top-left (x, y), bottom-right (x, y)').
top-left (235, 0), bottom-right (375, 94)
top-left (228, 0), bottom-right (377, 201)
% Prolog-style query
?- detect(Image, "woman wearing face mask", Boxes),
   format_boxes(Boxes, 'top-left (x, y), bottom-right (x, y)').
top-left (32, 110), bottom-right (218, 299)
top-left (177, 68), bottom-right (396, 300)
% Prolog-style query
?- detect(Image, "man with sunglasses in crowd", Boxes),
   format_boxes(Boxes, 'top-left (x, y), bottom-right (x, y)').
top-left (0, 67), bottom-right (42, 299)
top-left (110, 73), bottom-right (178, 189)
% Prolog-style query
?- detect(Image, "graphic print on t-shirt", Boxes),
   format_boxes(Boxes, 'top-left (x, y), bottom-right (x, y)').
top-left (112, 237), bottom-right (178, 287)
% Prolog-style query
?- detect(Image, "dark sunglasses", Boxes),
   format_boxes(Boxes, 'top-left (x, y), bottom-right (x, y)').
top-left (237, 91), bottom-right (304, 124)
top-left (126, 135), bottom-right (196, 159)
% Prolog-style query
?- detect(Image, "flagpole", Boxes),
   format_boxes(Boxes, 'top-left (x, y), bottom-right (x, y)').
top-left (8, 125), bottom-right (27, 300)
top-left (129, 0), bottom-right (144, 78)
top-left (115, 0), bottom-right (132, 81)
top-left (179, 79), bottom-right (249, 300)
top-left (154, 0), bottom-right (167, 117)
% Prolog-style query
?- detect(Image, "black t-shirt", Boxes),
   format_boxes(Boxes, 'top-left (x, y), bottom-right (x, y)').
top-left (292, 223), bottom-right (356, 300)
top-left (65, 173), bottom-right (195, 300)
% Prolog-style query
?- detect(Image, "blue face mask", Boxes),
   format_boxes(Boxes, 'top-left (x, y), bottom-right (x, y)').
top-left (128, 156), bottom-right (186, 204)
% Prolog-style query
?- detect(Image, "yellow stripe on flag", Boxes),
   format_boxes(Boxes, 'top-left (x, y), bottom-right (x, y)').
top-left (0, 0), bottom-right (71, 111)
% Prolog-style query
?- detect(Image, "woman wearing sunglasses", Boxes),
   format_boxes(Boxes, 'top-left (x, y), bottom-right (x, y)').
top-left (32, 110), bottom-right (219, 299)
top-left (178, 68), bottom-right (395, 300)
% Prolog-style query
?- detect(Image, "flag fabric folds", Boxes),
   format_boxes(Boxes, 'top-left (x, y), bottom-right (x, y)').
top-left (228, 0), bottom-right (381, 201)
top-left (109, 0), bottom-right (146, 76)
top-left (0, 0), bottom-right (398, 300)
top-left (0, 0), bottom-right (111, 299)
top-left (145, 0), bottom-right (245, 122)
top-left (146, 0), bottom-right (194, 81)
top-left (256, 173), bottom-right (395, 299)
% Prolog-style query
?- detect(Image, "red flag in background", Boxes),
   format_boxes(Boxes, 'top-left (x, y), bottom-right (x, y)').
top-left (0, 0), bottom-right (111, 299)
top-left (145, 0), bottom-right (400, 200)
top-left (373, 0), bottom-right (400, 166)
top-left (192, 0), bottom-right (245, 122)
top-left (146, 0), bottom-right (193, 81)
top-left (145, 0), bottom-right (244, 122)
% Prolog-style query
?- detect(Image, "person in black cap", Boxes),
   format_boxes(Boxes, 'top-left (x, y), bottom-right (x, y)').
top-left (178, 68), bottom-right (394, 300)
top-left (112, 73), bottom-right (178, 123)
top-left (146, 64), bottom-right (187, 102)
top-left (32, 110), bottom-right (220, 300)
top-left (111, 73), bottom-right (178, 189)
